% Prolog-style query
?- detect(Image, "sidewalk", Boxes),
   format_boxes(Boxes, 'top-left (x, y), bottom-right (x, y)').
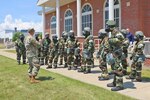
top-left (0, 49), bottom-right (150, 100)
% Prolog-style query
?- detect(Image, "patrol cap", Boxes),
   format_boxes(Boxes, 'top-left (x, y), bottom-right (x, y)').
top-left (28, 28), bottom-right (35, 33)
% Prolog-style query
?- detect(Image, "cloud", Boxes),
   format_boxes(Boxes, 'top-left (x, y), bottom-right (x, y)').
top-left (0, 14), bottom-right (42, 33)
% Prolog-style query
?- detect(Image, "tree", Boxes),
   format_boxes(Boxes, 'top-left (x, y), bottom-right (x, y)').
top-left (12, 32), bottom-right (23, 42)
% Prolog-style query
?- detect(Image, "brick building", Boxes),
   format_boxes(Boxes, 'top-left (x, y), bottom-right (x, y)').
top-left (37, 0), bottom-right (150, 39)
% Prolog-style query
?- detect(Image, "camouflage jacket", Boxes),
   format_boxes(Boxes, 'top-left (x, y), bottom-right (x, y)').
top-left (25, 34), bottom-right (41, 57)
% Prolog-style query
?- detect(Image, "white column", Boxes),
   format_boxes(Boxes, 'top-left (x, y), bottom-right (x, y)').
top-left (109, 0), bottom-right (114, 20)
top-left (77, 0), bottom-right (82, 36)
top-left (56, 0), bottom-right (60, 38)
top-left (42, 6), bottom-right (45, 39)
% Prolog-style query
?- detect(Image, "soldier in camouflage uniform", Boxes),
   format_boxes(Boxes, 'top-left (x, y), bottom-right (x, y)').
top-left (58, 37), bottom-right (65, 65)
top-left (74, 42), bottom-right (81, 69)
top-left (40, 33), bottom-right (51, 65)
top-left (78, 27), bottom-right (94, 74)
top-left (35, 34), bottom-right (42, 64)
top-left (15, 34), bottom-right (26, 65)
top-left (126, 31), bottom-right (145, 82)
top-left (96, 29), bottom-right (109, 80)
top-left (106, 20), bottom-right (124, 91)
top-left (47, 35), bottom-right (59, 69)
top-left (62, 31), bottom-right (69, 68)
top-left (66, 30), bottom-right (78, 70)
top-left (120, 29), bottom-right (130, 75)
top-left (25, 28), bottom-right (41, 83)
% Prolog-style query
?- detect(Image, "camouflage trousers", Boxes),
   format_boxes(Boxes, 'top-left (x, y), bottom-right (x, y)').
top-left (81, 58), bottom-right (93, 72)
top-left (74, 55), bottom-right (81, 68)
top-left (40, 51), bottom-right (49, 65)
top-left (16, 50), bottom-right (26, 64)
top-left (129, 61), bottom-right (142, 81)
top-left (48, 51), bottom-right (59, 68)
top-left (27, 56), bottom-right (40, 77)
top-left (67, 53), bottom-right (74, 69)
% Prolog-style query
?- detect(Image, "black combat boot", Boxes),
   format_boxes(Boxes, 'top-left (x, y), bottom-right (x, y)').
top-left (107, 82), bottom-right (116, 87)
top-left (111, 86), bottom-right (124, 91)
top-left (68, 65), bottom-right (71, 70)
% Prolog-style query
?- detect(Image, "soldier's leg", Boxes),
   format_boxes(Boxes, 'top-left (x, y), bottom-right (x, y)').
top-left (98, 61), bottom-right (109, 80)
top-left (31, 57), bottom-right (41, 83)
top-left (67, 54), bottom-right (72, 70)
top-left (78, 57), bottom-right (86, 72)
top-left (111, 75), bottom-right (124, 91)
top-left (17, 52), bottom-right (21, 65)
top-left (107, 74), bottom-right (116, 87)
top-left (40, 52), bottom-right (45, 65)
top-left (23, 51), bottom-right (26, 64)
top-left (126, 62), bottom-right (136, 79)
top-left (64, 52), bottom-right (68, 68)
top-left (135, 62), bottom-right (142, 82)
top-left (27, 57), bottom-right (33, 81)
top-left (45, 55), bottom-right (49, 65)
top-left (122, 58), bottom-right (128, 75)
top-left (47, 53), bottom-right (54, 69)
top-left (59, 53), bottom-right (63, 65)
top-left (84, 59), bottom-right (92, 74)
top-left (53, 54), bottom-right (59, 69)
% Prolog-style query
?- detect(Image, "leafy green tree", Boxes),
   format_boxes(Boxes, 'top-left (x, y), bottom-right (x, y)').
top-left (12, 32), bottom-right (23, 42)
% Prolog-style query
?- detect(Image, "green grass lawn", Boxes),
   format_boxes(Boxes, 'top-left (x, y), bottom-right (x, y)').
top-left (0, 55), bottom-right (135, 100)
top-left (4, 50), bottom-right (16, 54)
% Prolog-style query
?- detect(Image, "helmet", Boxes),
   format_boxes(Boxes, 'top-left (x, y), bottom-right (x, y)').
top-left (116, 33), bottom-right (124, 41)
top-left (82, 27), bottom-right (91, 38)
top-left (52, 35), bottom-right (58, 41)
top-left (105, 20), bottom-right (116, 32)
top-left (98, 29), bottom-right (108, 39)
top-left (19, 34), bottom-right (25, 41)
top-left (35, 34), bottom-right (39, 41)
top-left (62, 31), bottom-right (68, 40)
top-left (68, 30), bottom-right (75, 39)
top-left (45, 33), bottom-right (49, 39)
top-left (135, 31), bottom-right (144, 40)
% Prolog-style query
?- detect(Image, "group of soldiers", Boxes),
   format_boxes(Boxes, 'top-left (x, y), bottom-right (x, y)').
top-left (15, 20), bottom-right (146, 91)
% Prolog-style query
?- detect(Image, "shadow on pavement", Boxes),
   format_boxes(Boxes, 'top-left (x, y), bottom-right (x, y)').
top-left (124, 81), bottom-right (136, 89)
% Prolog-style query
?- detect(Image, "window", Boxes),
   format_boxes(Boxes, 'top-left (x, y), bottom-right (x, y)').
top-left (82, 4), bottom-right (93, 34)
top-left (50, 16), bottom-right (56, 35)
top-left (64, 9), bottom-right (73, 32)
top-left (104, 0), bottom-right (120, 28)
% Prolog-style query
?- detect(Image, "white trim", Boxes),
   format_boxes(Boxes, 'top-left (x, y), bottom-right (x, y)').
top-left (77, 0), bottom-right (82, 36)
top-left (81, 3), bottom-right (93, 35)
top-left (50, 16), bottom-right (56, 35)
top-left (42, 6), bottom-right (45, 39)
top-left (103, 0), bottom-right (121, 29)
top-left (56, 0), bottom-right (60, 38)
top-left (64, 9), bottom-right (73, 32)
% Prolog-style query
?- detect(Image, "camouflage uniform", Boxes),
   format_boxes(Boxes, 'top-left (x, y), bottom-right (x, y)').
top-left (126, 31), bottom-right (145, 82)
top-left (66, 30), bottom-right (78, 70)
top-left (25, 28), bottom-right (41, 83)
top-left (62, 31), bottom-right (69, 68)
top-left (35, 34), bottom-right (42, 65)
top-left (97, 29), bottom-right (109, 80)
top-left (74, 42), bottom-right (81, 69)
top-left (40, 33), bottom-right (51, 65)
top-left (47, 35), bottom-right (59, 69)
top-left (120, 29), bottom-right (130, 75)
top-left (106, 20), bottom-right (124, 91)
top-left (58, 37), bottom-right (65, 65)
top-left (15, 34), bottom-right (26, 64)
top-left (78, 27), bottom-right (94, 74)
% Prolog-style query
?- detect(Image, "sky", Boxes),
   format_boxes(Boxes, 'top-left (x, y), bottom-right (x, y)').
top-left (0, 0), bottom-right (42, 38)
